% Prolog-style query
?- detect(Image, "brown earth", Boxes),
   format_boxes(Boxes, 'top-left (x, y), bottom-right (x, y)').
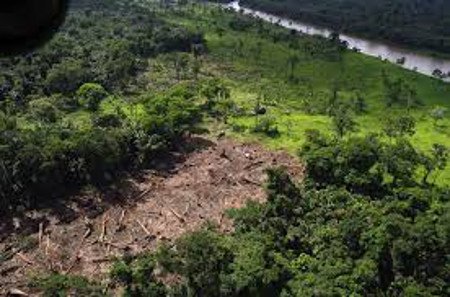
top-left (0, 137), bottom-right (303, 295)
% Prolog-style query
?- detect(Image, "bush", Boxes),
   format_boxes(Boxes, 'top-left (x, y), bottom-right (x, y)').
top-left (30, 274), bottom-right (105, 297)
top-left (251, 117), bottom-right (280, 137)
top-left (110, 255), bottom-right (167, 297)
top-left (231, 123), bottom-right (247, 132)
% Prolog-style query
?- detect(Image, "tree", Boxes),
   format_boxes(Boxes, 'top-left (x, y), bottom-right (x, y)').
top-left (45, 58), bottom-right (90, 94)
top-left (383, 115), bottom-right (416, 138)
top-left (167, 229), bottom-right (232, 297)
top-left (76, 83), bottom-right (109, 111)
top-left (27, 98), bottom-right (60, 123)
top-left (421, 144), bottom-right (449, 184)
top-left (382, 73), bottom-right (419, 108)
top-left (381, 138), bottom-right (422, 187)
top-left (331, 106), bottom-right (357, 138)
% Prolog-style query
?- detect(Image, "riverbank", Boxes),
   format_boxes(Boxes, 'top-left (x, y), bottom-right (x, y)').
top-left (240, 0), bottom-right (450, 61)
top-left (161, 2), bottom-right (450, 184)
top-left (226, 1), bottom-right (450, 81)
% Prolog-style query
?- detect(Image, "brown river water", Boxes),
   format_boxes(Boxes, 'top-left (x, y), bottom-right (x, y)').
top-left (226, 1), bottom-right (450, 81)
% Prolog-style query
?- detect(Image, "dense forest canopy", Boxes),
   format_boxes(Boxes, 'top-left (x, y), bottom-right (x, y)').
top-left (0, 0), bottom-right (205, 210)
top-left (241, 0), bottom-right (450, 54)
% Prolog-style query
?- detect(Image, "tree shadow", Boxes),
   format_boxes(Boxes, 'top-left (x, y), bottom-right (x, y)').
top-left (0, 136), bottom-right (215, 242)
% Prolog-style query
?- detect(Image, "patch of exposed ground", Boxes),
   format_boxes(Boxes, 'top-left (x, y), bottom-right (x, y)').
top-left (0, 137), bottom-right (303, 295)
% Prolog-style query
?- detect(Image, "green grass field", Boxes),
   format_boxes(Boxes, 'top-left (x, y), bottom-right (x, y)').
top-left (158, 3), bottom-right (450, 184)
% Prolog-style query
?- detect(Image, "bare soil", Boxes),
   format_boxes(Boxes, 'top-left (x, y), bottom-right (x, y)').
top-left (0, 137), bottom-right (303, 295)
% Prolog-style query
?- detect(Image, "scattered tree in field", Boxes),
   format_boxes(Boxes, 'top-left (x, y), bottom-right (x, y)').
top-left (421, 143), bottom-right (449, 184)
top-left (253, 96), bottom-right (267, 116)
top-left (382, 72), bottom-right (420, 108)
top-left (331, 106), bottom-right (357, 138)
top-left (383, 115), bottom-right (416, 138)
top-left (329, 31), bottom-right (341, 43)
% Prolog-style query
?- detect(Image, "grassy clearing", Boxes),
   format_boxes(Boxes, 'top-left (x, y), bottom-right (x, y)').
top-left (156, 3), bottom-right (450, 184)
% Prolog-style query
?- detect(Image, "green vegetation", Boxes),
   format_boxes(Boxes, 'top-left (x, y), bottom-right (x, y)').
top-left (46, 127), bottom-right (449, 296)
top-left (105, 7), bottom-right (449, 293)
top-left (30, 274), bottom-right (105, 297)
top-left (1, 1), bottom-right (450, 295)
top-left (0, 0), bottom-right (206, 210)
top-left (161, 2), bottom-right (450, 184)
top-left (241, 0), bottom-right (450, 55)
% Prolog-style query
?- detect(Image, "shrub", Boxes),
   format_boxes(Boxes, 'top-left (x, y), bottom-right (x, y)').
top-left (110, 255), bottom-right (167, 297)
top-left (30, 274), bottom-right (105, 297)
top-left (251, 117), bottom-right (280, 137)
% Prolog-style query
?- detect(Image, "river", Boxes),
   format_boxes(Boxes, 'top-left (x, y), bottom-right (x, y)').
top-left (225, 1), bottom-right (450, 81)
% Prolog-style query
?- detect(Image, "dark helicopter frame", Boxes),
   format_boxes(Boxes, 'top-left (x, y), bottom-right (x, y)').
top-left (0, 0), bottom-right (69, 55)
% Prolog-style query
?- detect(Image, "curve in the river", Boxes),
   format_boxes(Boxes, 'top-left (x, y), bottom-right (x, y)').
top-left (225, 1), bottom-right (450, 81)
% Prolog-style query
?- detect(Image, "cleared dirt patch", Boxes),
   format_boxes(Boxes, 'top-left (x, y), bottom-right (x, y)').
top-left (0, 137), bottom-right (303, 294)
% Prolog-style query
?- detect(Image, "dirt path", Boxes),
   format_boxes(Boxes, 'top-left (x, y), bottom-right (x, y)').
top-left (0, 137), bottom-right (303, 294)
